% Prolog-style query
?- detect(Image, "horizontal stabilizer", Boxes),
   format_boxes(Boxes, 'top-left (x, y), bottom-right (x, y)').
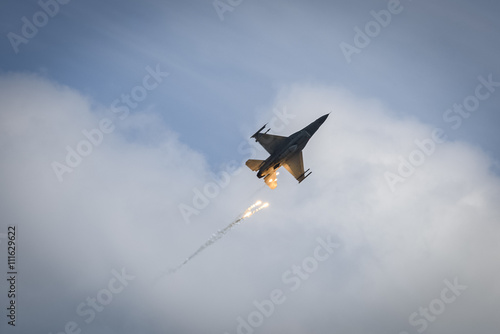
top-left (245, 159), bottom-right (265, 171)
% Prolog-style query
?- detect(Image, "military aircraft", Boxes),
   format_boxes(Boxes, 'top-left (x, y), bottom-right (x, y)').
top-left (246, 114), bottom-right (329, 189)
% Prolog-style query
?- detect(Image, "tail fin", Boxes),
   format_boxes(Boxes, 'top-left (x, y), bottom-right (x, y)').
top-left (245, 159), bottom-right (265, 171)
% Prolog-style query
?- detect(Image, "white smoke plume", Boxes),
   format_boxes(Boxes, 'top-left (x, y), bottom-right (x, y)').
top-left (157, 200), bottom-right (269, 278)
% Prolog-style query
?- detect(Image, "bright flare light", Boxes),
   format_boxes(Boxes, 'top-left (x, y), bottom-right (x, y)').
top-left (241, 200), bottom-right (269, 219)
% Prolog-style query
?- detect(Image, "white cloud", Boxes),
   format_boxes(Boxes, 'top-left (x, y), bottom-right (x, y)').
top-left (0, 75), bottom-right (499, 333)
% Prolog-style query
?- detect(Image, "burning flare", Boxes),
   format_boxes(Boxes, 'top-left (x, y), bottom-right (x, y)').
top-left (241, 200), bottom-right (269, 219)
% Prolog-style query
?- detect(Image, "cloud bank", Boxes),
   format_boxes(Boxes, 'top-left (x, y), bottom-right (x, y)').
top-left (1, 73), bottom-right (499, 333)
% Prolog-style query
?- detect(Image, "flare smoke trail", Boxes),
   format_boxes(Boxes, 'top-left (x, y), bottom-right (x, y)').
top-left (162, 200), bottom-right (269, 276)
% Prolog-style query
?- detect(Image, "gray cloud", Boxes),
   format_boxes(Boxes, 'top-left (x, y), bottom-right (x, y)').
top-left (0, 74), bottom-right (499, 333)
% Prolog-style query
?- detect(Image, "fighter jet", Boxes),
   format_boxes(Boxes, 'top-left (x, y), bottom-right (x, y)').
top-left (246, 113), bottom-right (329, 189)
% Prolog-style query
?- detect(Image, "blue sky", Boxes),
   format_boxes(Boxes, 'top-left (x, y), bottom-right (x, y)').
top-left (2, 0), bottom-right (499, 165)
top-left (1, 1), bottom-right (500, 333)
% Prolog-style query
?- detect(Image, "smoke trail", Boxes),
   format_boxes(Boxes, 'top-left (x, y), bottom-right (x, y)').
top-left (159, 200), bottom-right (269, 277)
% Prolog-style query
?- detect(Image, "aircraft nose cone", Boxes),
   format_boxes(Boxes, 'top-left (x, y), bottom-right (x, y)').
top-left (318, 113), bottom-right (329, 125)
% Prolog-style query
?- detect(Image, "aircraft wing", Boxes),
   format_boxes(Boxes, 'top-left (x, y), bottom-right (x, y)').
top-left (255, 134), bottom-right (288, 155)
top-left (283, 152), bottom-right (306, 182)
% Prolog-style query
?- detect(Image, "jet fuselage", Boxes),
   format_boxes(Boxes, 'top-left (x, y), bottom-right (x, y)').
top-left (256, 114), bottom-right (328, 178)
